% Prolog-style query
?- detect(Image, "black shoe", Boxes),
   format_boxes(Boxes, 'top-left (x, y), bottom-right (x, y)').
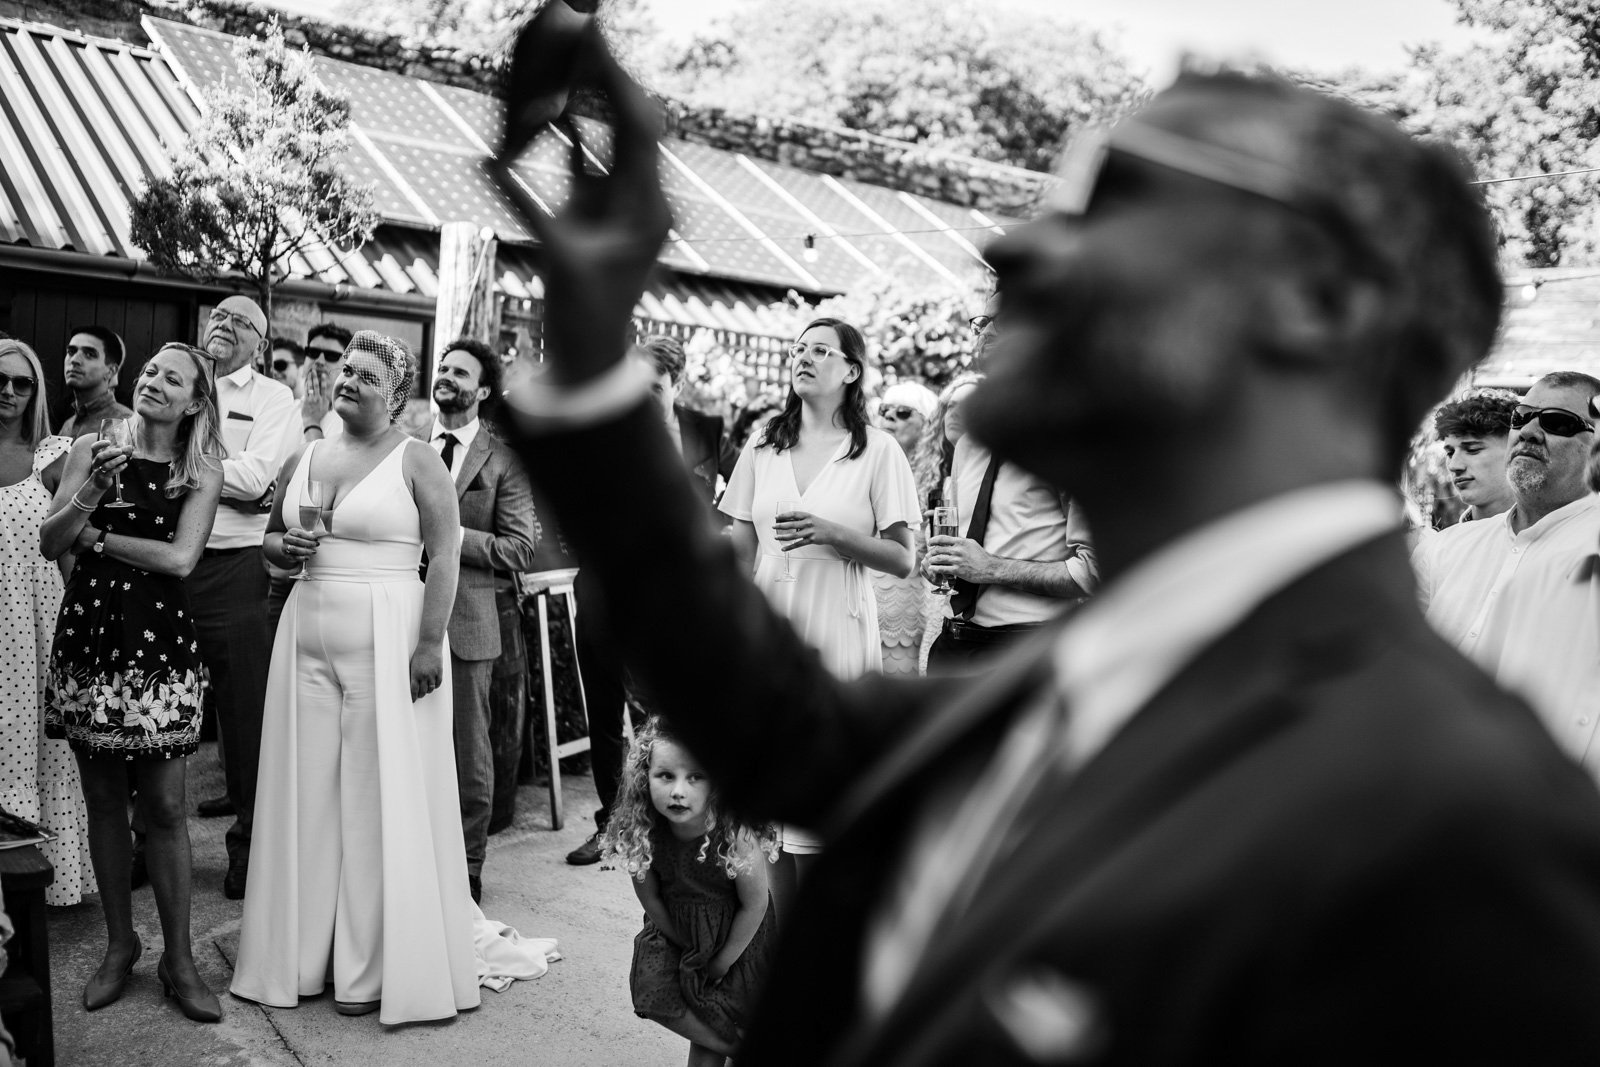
top-left (130, 843), bottom-right (149, 890)
top-left (196, 794), bottom-right (233, 818)
top-left (223, 857), bottom-right (248, 900)
top-left (565, 832), bottom-right (603, 866)
top-left (468, 875), bottom-right (482, 904)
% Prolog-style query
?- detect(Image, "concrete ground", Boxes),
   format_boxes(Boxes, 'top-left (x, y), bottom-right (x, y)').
top-left (47, 743), bottom-right (684, 1067)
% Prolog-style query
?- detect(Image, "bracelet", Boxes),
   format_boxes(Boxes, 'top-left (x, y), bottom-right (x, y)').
top-left (69, 491), bottom-right (97, 512)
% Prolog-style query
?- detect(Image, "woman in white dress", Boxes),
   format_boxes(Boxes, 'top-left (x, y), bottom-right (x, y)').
top-left (719, 317), bottom-right (920, 919)
top-left (231, 332), bottom-right (479, 1023)
top-left (0, 339), bottom-right (93, 906)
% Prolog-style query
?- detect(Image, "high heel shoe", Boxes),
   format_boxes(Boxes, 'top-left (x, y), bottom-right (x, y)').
top-left (83, 936), bottom-right (142, 1011)
top-left (156, 954), bottom-right (222, 1023)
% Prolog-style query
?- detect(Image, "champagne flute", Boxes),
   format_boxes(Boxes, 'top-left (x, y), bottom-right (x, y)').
top-left (295, 480), bottom-right (330, 579)
top-left (930, 505), bottom-right (960, 596)
top-left (99, 418), bottom-right (133, 508)
top-left (774, 499), bottom-right (802, 583)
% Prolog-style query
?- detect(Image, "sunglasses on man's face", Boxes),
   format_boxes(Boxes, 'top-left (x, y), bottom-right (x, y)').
top-left (307, 346), bottom-right (345, 363)
top-left (272, 359), bottom-right (294, 372)
top-left (878, 404), bottom-right (917, 421)
top-left (1510, 406), bottom-right (1596, 437)
top-left (0, 372), bottom-right (37, 396)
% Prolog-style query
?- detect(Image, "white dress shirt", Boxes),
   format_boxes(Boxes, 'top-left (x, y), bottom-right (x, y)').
top-left (211, 364), bottom-right (298, 549)
top-left (1415, 495), bottom-right (1600, 772)
top-left (430, 416), bottom-right (481, 483)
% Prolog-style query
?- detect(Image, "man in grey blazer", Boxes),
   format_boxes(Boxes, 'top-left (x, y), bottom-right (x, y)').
top-left (428, 338), bottom-right (540, 902)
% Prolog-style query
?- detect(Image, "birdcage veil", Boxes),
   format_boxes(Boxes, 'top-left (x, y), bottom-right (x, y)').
top-left (345, 331), bottom-right (415, 423)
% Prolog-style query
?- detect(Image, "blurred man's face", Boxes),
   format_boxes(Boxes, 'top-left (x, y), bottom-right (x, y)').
top-left (270, 344), bottom-right (301, 390)
top-left (1507, 382), bottom-right (1596, 507)
top-left (634, 353), bottom-right (678, 427)
top-left (1441, 433), bottom-right (1511, 510)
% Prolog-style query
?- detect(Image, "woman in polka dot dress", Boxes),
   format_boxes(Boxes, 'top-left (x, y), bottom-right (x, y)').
top-left (42, 343), bottom-right (225, 1020)
top-left (0, 339), bottom-right (94, 906)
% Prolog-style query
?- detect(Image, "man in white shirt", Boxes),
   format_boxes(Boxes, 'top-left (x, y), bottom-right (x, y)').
top-left (429, 338), bottom-right (539, 902)
top-left (494, 48), bottom-right (1600, 1064)
top-left (191, 295), bottom-right (298, 899)
top-left (1416, 371), bottom-right (1600, 775)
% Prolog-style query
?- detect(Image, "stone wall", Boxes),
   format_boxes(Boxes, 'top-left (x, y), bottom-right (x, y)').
top-left (6, 0), bottom-right (1050, 218)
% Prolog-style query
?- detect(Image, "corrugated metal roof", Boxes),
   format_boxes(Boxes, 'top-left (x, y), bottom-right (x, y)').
top-left (0, 14), bottom-right (1009, 323)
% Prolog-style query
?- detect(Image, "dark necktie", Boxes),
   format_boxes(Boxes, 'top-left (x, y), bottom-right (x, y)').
top-left (438, 432), bottom-right (458, 475)
top-left (948, 454), bottom-right (1003, 619)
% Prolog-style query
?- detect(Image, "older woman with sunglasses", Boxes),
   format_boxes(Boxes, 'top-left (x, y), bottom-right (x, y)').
top-left (870, 380), bottom-right (939, 675)
top-left (42, 342), bottom-right (226, 1022)
top-left (0, 339), bottom-right (95, 909)
top-left (719, 316), bottom-right (920, 915)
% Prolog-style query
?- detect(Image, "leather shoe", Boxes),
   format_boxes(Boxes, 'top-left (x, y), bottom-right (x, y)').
top-left (565, 832), bottom-right (603, 866)
top-left (196, 794), bottom-right (233, 818)
top-left (83, 936), bottom-right (142, 1011)
top-left (157, 954), bottom-right (221, 1023)
top-left (223, 857), bottom-right (248, 900)
top-left (469, 875), bottom-right (482, 904)
top-left (129, 842), bottom-right (149, 890)
top-left (334, 999), bottom-right (380, 1016)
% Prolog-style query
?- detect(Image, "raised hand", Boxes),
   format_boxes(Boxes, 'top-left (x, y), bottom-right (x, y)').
top-left (487, 15), bottom-right (671, 388)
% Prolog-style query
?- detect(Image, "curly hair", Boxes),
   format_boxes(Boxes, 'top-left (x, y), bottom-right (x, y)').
top-left (910, 372), bottom-right (984, 507)
top-left (1432, 390), bottom-right (1518, 440)
top-left (602, 718), bottom-right (778, 881)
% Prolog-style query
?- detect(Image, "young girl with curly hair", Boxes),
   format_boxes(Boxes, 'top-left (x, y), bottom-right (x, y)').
top-left (606, 718), bottom-right (778, 1067)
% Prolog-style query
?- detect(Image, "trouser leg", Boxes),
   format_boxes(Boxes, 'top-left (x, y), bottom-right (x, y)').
top-left (574, 584), bottom-right (627, 833)
top-left (450, 655), bottom-right (495, 879)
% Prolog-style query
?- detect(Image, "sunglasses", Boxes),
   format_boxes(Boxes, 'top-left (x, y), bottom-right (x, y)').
top-left (307, 346), bottom-right (345, 363)
top-left (272, 359), bottom-right (294, 372)
top-left (0, 372), bottom-right (37, 396)
top-left (1049, 120), bottom-right (1390, 279)
top-left (878, 404), bottom-right (918, 421)
top-left (1510, 406), bottom-right (1595, 437)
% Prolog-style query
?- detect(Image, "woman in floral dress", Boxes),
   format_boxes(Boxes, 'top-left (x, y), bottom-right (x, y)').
top-left (0, 339), bottom-right (93, 905)
top-left (42, 343), bottom-right (225, 1021)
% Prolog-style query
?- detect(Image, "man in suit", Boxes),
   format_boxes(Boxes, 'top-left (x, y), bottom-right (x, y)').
top-left (428, 338), bottom-right (540, 903)
top-left (565, 335), bottom-right (728, 865)
top-left (494, 46), bottom-right (1600, 1065)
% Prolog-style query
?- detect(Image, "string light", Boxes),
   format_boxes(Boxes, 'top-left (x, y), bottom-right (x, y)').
top-left (802, 234), bottom-right (818, 263)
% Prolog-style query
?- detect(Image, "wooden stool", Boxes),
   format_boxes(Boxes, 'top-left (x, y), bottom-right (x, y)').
top-left (521, 568), bottom-right (587, 831)
top-left (0, 844), bottom-right (54, 1067)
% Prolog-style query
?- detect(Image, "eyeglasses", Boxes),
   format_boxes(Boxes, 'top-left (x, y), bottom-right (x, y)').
top-left (968, 315), bottom-right (996, 334)
top-left (207, 307), bottom-right (262, 336)
top-left (0, 372), bottom-right (37, 396)
top-left (1510, 406), bottom-right (1595, 437)
top-left (1048, 119), bottom-right (1390, 279)
top-left (306, 346), bottom-right (345, 363)
top-left (788, 342), bottom-right (847, 363)
top-left (878, 404), bottom-right (917, 421)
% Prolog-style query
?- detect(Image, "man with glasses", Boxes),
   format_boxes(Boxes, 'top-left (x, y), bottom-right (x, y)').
top-left (59, 326), bottom-right (131, 437)
top-left (499, 54), bottom-right (1600, 1062)
top-left (925, 309), bottom-right (1097, 670)
top-left (298, 323), bottom-right (353, 443)
top-left (267, 337), bottom-right (304, 392)
top-left (1417, 371), bottom-right (1600, 778)
top-left (193, 294), bottom-right (299, 898)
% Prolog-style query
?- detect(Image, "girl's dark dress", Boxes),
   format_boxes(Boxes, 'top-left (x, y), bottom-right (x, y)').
top-left (44, 458), bottom-right (205, 759)
top-left (631, 825), bottom-right (775, 1047)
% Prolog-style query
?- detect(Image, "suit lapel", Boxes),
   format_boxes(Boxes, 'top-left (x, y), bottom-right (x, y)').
top-left (455, 432), bottom-right (491, 498)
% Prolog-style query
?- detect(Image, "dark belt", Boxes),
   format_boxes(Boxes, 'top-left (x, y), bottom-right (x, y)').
top-left (940, 617), bottom-right (1043, 644)
top-left (201, 546), bottom-right (253, 559)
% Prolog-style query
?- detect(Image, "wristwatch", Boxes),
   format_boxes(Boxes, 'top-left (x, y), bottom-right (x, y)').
top-left (93, 529), bottom-right (108, 554)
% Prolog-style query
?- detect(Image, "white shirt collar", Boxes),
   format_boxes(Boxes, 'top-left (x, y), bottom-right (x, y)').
top-left (1055, 480), bottom-right (1403, 768)
top-left (1502, 495), bottom-right (1597, 543)
top-left (218, 362), bottom-right (257, 390)
top-left (431, 417), bottom-right (481, 450)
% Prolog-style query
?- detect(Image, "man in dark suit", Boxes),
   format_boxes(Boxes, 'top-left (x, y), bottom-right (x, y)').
top-left (565, 335), bottom-right (728, 865)
top-left (428, 338), bottom-right (540, 903)
top-left (494, 43), bottom-right (1600, 1065)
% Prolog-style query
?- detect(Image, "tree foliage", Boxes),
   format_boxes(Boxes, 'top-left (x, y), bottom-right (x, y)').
top-left (652, 0), bottom-right (1147, 172)
top-left (128, 19), bottom-right (379, 319)
top-left (1325, 1), bottom-right (1600, 266)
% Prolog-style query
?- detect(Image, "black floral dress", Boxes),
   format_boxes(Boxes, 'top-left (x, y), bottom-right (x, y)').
top-left (630, 824), bottom-right (775, 1047)
top-left (45, 458), bottom-right (206, 759)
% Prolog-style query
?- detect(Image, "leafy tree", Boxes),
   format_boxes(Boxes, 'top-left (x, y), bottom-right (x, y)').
top-left (129, 19), bottom-right (379, 321)
top-left (329, 0), bottom-right (657, 67)
top-left (654, 0), bottom-right (1147, 172)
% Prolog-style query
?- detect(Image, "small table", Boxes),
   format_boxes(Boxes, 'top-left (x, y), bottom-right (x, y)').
top-left (522, 568), bottom-right (588, 831)
top-left (0, 845), bottom-right (53, 1067)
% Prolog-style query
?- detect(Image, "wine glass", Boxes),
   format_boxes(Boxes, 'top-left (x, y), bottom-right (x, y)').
top-left (930, 505), bottom-right (960, 596)
top-left (774, 499), bottom-right (802, 583)
top-left (99, 418), bottom-right (133, 508)
top-left (294, 480), bottom-right (330, 579)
